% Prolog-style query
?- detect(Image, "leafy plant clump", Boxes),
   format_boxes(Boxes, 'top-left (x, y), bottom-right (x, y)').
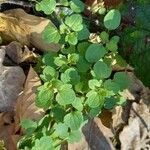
top-left (18, 0), bottom-right (130, 149)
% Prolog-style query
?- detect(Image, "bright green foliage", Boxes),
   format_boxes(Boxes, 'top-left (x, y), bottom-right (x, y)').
top-left (85, 44), bottom-right (106, 63)
top-left (98, 7), bottom-right (106, 15)
top-left (21, 119), bottom-right (37, 134)
top-left (93, 61), bottom-right (112, 79)
top-left (32, 136), bottom-right (55, 150)
top-left (36, 0), bottom-right (56, 14)
top-left (106, 41), bottom-right (118, 52)
top-left (42, 25), bottom-right (60, 43)
top-left (104, 97), bottom-right (116, 109)
top-left (70, 0), bottom-right (85, 13)
top-left (56, 84), bottom-right (76, 106)
top-left (61, 68), bottom-right (80, 85)
top-left (54, 123), bottom-right (69, 139)
top-left (65, 32), bottom-right (78, 45)
top-left (113, 72), bottom-right (130, 90)
top-left (104, 79), bottom-right (120, 94)
top-left (104, 9), bottom-right (121, 30)
top-left (36, 84), bottom-right (54, 109)
top-left (64, 111), bottom-right (83, 130)
top-left (86, 91), bottom-right (100, 108)
top-left (19, 3), bottom-right (129, 150)
top-left (72, 97), bottom-right (84, 111)
top-left (67, 130), bottom-right (82, 143)
top-left (78, 25), bottom-right (90, 41)
top-left (65, 14), bottom-right (83, 31)
top-left (100, 31), bottom-right (109, 43)
top-left (88, 79), bottom-right (101, 90)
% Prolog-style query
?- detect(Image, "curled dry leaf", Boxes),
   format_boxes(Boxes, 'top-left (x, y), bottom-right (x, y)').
top-left (5, 41), bottom-right (36, 64)
top-left (68, 117), bottom-right (114, 150)
top-left (119, 101), bottom-right (150, 150)
top-left (15, 66), bottom-right (44, 132)
top-left (0, 9), bottom-right (60, 52)
top-left (118, 73), bottom-right (150, 150)
top-left (0, 112), bottom-right (16, 150)
top-left (0, 47), bottom-right (25, 112)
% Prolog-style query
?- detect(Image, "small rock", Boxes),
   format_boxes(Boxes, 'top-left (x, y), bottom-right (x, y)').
top-left (0, 47), bottom-right (25, 112)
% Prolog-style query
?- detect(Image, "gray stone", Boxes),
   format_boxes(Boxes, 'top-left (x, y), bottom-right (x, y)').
top-left (0, 47), bottom-right (25, 112)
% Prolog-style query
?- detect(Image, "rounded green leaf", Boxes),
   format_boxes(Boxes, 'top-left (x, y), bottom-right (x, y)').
top-left (61, 68), bottom-right (80, 85)
top-left (54, 55), bottom-right (67, 67)
top-left (113, 72), bottom-right (130, 90)
top-left (21, 119), bottom-right (37, 134)
top-left (85, 44), bottom-right (106, 63)
top-left (54, 123), bottom-right (69, 139)
top-left (64, 111), bottom-right (83, 130)
top-left (93, 61), bottom-right (112, 79)
top-left (68, 53), bottom-right (79, 65)
top-left (36, 0), bottom-right (56, 15)
top-left (106, 41), bottom-right (118, 52)
top-left (70, 0), bottom-right (85, 13)
top-left (72, 97), bottom-right (84, 111)
top-left (67, 130), bottom-right (82, 143)
top-left (104, 9), bottom-right (121, 30)
top-left (42, 25), bottom-right (60, 43)
top-left (104, 97), bottom-right (117, 109)
top-left (78, 25), bottom-right (90, 40)
top-left (32, 136), bottom-right (54, 150)
top-left (43, 66), bottom-right (56, 79)
top-left (104, 79), bottom-right (120, 93)
top-left (56, 85), bottom-right (76, 106)
top-left (36, 86), bottom-right (54, 109)
top-left (65, 14), bottom-right (83, 31)
top-left (86, 91), bottom-right (100, 108)
top-left (88, 79), bottom-right (101, 89)
top-left (76, 56), bottom-right (90, 73)
top-left (89, 107), bottom-right (101, 118)
top-left (98, 7), bottom-right (106, 15)
top-left (51, 106), bottom-right (66, 122)
top-left (42, 52), bottom-right (56, 67)
top-left (77, 42), bottom-right (90, 55)
top-left (65, 32), bottom-right (78, 45)
top-left (100, 31), bottom-right (109, 43)
top-left (111, 35), bottom-right (120, 43)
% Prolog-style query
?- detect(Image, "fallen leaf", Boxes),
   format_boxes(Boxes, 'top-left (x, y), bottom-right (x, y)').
top-left (119, 102), bottom-right (150, 150)
top-left (100, 110), bottom-right (112, 128)
top-left (0, 9), bottom-right (61, 52)
top-left (0, 112), bottom-right (16, 150)
top-left (5, 41), bottom-right (36, 64)
top-left (68, 117), bottom-right (114, 150)
top-left (0, 46), bottom-right (25, 112)
top-left (15, 66), bottom-right (44, 132)
top-left (119, 75), bottom-right (150, 150)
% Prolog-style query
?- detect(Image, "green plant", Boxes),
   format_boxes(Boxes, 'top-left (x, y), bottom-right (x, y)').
top-left (120, 0), bottom-right (150, 87)
top-left (18, 0), bottom-right (130, 149)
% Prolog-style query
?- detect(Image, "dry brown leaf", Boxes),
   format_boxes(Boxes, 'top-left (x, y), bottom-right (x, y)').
top-left (68, 117), bottom-right (114, 150)
top-left (119, 101), bottom-right (150, 150)
top-left (5, 41), bottom-right (36, 64)
top-left (15, 66), bottom-right (44, 129)
top-left (0, 112), bottom-right (16, 150)
top-left (118, 74), bottom-right (150, 150)
top-left (100, 110), bottom-right (112, 128)
top-left (0, 9), bottom-right (61, 52)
